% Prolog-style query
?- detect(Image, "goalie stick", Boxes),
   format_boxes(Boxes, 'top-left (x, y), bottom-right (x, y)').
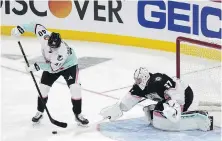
top-left (18, 41), bottom-right (67, 128)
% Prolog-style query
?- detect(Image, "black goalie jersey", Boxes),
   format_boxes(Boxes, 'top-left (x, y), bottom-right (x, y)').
top-left (130, 73), bottom-right (176, 101)
top-left (129, 72), bottom-right (193, 112)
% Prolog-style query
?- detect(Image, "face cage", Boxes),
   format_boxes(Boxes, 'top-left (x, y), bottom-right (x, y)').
top-left (134, 77), bottom-right (142, 85)
top-left (134, 75), bottom-right (150, 85)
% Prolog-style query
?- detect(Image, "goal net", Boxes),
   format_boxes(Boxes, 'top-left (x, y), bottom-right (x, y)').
top-left (176, 36), bottom-right (221, 111)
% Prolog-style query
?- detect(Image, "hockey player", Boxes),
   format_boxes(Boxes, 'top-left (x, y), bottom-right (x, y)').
top-left (11, 23), bottom-right (89, 126)
top-left (100, 67), bottom-right (213, 131)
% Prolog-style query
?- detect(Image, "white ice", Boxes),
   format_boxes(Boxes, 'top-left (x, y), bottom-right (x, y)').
top-left (1, 36), bottom-right (221, 141)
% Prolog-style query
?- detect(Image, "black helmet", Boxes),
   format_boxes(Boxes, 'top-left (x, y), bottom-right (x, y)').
top-left (48, 32), bottom-right (61, 48)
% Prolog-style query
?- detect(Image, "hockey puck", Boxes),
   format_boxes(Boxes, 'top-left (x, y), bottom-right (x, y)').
top-left (52, 131), bottom-right (57, 134)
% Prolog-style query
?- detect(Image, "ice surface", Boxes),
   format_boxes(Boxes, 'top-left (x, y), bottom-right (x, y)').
top-left (99, 117), bottom-right (221, 141)
top-left (1, 36), bottom-right (221, 141)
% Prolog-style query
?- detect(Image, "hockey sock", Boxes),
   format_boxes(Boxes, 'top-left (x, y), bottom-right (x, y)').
top-left (37, 96), bottom-right (48, 112)
top-left (71, 99), bottom-right (82, 115)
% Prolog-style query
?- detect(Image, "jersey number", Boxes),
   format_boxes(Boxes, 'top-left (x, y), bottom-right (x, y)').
top-left (38, 30), bottom-right (46, 36)
top-left (164, 80), bottom-right (173, 88)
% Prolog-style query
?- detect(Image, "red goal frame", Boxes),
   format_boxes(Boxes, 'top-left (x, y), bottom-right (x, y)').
top-left (176, 36), bottom-right (221, 79)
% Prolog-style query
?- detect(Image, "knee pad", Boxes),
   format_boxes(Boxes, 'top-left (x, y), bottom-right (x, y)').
top-left (39, 83), bottom-right (50, 98)
top-left (70, 84), bottom-right (82, 100)
top-left (119, 93), bottom-right (142, 112)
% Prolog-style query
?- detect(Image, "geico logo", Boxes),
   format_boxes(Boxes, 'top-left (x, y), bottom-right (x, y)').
top-left (137, 0), bottom-right (222, 39)
top-left (1, 0), bottom-right (123, 23)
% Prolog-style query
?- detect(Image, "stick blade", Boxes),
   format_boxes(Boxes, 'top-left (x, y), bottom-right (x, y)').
top-left (52, 120), bottom-right (67, 128)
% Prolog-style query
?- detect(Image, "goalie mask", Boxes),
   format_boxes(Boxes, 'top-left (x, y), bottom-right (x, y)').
top-left (134, 67), bottom-right (150, 90)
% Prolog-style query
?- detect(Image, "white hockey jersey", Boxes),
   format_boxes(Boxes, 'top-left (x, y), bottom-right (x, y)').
top-left (20, 23), bottom-right (78, 73)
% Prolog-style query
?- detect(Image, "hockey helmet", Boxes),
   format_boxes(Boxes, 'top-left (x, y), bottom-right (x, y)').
top-left (48, 32), bottom-right (61, 48)
top-left (134, 67), bottom-right (150, 85)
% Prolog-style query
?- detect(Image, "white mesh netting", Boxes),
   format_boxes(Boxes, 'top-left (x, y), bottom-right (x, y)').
top-left (177, 37), bottom-right (221, 111)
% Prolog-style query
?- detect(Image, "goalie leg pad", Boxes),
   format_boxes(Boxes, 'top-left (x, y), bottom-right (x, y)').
top-left (194, 111), bottom-right (213, 131)
top-left (100, 92), bottom-right (142, 121)
top-left (152, 110), bottom-right (213, 131)
top-left (100, 102), bottom-right (123, 121)
top-left (119, 92), bottom-right (142, 112)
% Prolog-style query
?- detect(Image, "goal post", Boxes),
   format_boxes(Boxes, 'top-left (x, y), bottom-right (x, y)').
top-left (176, 36), bottom-right (221, 111)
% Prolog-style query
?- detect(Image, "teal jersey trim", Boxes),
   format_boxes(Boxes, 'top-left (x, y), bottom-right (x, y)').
top-left (181, 113), bottom-right (208, 120)
top-left (20, 22), bottom-right (37, 33)
top-left (37, 48), bottom-right (78, 73)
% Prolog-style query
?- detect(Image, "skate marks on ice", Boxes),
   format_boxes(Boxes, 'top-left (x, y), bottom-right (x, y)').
top-left (98, 117), bottom-right (221, 141)
top-left (26, 56), bottom-right (111, 70)
top-left (1, 54), bottom-right (24, 60)
top-left (1, 53), bottom-right (111, 70)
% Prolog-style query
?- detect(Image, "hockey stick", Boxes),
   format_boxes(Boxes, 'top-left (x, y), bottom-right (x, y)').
top-left (18, 41), bottom-right (67, 128)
